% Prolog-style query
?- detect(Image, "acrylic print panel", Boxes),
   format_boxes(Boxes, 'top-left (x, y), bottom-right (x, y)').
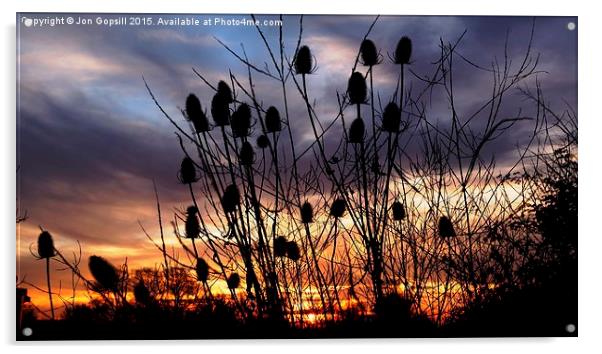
top-left (16, 13), bottom-right (577, 340)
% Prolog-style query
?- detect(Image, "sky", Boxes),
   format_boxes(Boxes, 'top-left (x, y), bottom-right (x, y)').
top-left (15, 14), bottom-right (577, 310)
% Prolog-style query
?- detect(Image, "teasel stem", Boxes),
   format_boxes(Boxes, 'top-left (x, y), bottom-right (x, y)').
top-left (368, 66), bottom-right (379, 234)
top-left (301, 74), bottom-right (331, 174)
top-left (294, 259), bottom-right (304, 328)
top-left (46, 257), bottom-right (55, 320)
top-left (379, 63), bottom-right (405, 241)
top-left (303, 223), bottom-right (332, 320)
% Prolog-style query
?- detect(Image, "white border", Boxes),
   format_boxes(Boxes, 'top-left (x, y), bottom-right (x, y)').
top-left (3, 0), bottom-right (600, 353)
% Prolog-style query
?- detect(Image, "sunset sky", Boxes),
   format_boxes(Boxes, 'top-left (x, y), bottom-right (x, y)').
top-left (16, 14), bottom-right (577, 310)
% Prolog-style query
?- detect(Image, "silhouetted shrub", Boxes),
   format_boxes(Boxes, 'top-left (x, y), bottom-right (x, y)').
top-left (37, 231), bottom-right (55, 259)
top-left (133, 280), bottom-right (151, 305)
top-left (89, 256), bottom-right (119, 292)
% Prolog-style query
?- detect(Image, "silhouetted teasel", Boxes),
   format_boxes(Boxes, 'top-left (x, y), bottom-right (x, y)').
top-left (221, 184), bottom-right (241, 213)
top-left (238, 141), bottom-right (255, 165)
top-left (349, 117), bottom-right (365, 144)
top-left (300, 201), bottom-right (314, 224)
top-left (256, 134), bottom-right (270, 149)
top-left (185, 206), bottom-right (200, 239)
top-left (195, 258), bottom-right (209, 283)
top-left (294, 45), bottom-right (314, 75)
top-left (265, 106), bottom-right (282, 133)
top-left (360, 39), bottom-right (380, 66)
top-left (274, 236), bottom-right (288, 257)
top-left (185, 94), bottom-right (210, 133)
top-left (286, 241), bottom-right (301, 261)
top-left (381, 102), bottom-right (402, 133)
top-left (347, 72), bottom-right (368, 105)
top-left (330, 198), bottom-right (347, 218)
top-left (217, 80), bottom-right (234, 104)
top-left (37, 231), bottom-right (56, 259)
top-left (231, 103), bottom-right (252, 138)
top-left (394, 36), bottom-right (412, 65)
top-left (178, 156), bottom-right (198, 184)
top-left (88, 255), bottom-right (119, 291)
top-left (227, 273), bottom-right (241, 289)
top-left (438, 216), bottom-right (456, 238)
top-left (211, 93), bottom-right (230, 126)
top-left (391, 201), bottom-right (406, 220)
top-left (133, 280), bottom-right (151, 305)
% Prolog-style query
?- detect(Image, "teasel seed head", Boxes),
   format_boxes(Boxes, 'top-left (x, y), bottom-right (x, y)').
top-left (221, 184), bottom-right (241, 213)
top-left (300, 201), bottom-right (314, 224)
top-left (231, 103), bottom-right (252, 138)
top-left (394, 36), bottom-right (412, 65)
top-left (238, 141), bottom-right (255, 166)
top-left (185, 206), bottom-right (200, 239)
top-left (294, 45), bottom-right (314, 75)
top-left (227, 273), bottom-right (241, 289)
top-left (347, 72), bottom-right (368, 105)
top-left (391, 201), bottom-right (406, 221)
top-left (195, 258), bottom-right (209, 283)
top-left (37, 230), bottom-right (56, 259)
top-left (286, 241), bottom-right (301, 261)
top-left (88, 255), bottom-right (119, 292)
top-left (360, 39), bottom-right (380, 66)
top-left (217, 80), bottom-right (234, 104)
top-left (330, 198), bottom-right (347, 218)
top-left (178, 156), bottom-right (198, 184)
top-left (381, 102), bottom-right (401, 133)
top-left (274, 236), bottom-right (288, 257)
top-left (438, 216), bottom-right (456, 238)
top-left (211, 93), bottom-right (230, 127)
top-left (185, 94), bottom-right (210, 133)
top-left (349, 117), bottom-right (365, 144)
top-left (256, 134), bottom-right (270, 149)
top-left (265, 106), bottom-right (282, 133)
